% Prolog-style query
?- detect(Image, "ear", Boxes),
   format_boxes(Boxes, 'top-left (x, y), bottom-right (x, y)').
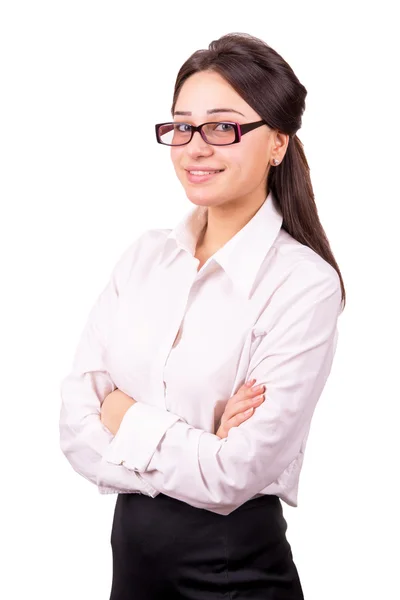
top-left (273, 131), bottom-right (289, 158)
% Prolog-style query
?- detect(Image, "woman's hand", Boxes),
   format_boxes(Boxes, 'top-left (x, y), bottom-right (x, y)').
top-left (216, 380), bottom-right (266, 439)
top-left (100, 388), bottom-right (137, 436)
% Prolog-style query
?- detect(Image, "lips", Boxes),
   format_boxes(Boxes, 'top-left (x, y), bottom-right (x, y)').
top-left (189, 170), bottom-right (223, 174)
top-left (185, 170), bottom-right (224, 184)
top-left (185, 167), bottom-right (225, 173)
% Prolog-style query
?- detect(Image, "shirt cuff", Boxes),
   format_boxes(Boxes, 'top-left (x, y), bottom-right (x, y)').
top-left (102, 401), bottom-right (183, 472)
top-left (97, 454), bottom-right (160, 497)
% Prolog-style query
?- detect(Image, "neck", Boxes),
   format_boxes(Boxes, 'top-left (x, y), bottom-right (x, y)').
top-left (196, 189), bottom-right (269, 254)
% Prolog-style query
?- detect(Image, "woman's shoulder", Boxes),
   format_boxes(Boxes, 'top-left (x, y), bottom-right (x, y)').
top-left (119, 227), bottom-right (171, 261)
top-left (111, 228), bottom-right (171, 291)
top-left (273, 227), bottom-right (339, 285)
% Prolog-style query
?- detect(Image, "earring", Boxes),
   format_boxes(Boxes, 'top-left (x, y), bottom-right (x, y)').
top-left (272, 158), bottom-right (280, 166)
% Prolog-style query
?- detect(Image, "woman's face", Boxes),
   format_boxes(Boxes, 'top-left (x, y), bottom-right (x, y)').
top-left (170, 70), bottom-right (282, 211)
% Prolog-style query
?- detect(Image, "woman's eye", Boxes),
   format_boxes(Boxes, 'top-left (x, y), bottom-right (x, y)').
top-left (216, 123), bottom-right (233, 131)
top-left (175, 123), bottom-right (191, 133)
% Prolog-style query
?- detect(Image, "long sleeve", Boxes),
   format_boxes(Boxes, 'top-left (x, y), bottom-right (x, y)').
top-left (102, 261), bottom-right (343, 514)
top-left (59, 233), bottom-right (160, 497)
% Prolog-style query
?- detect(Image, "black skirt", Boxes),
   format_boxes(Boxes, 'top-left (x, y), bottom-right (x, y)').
top-left (109, 491), bottom-right (304, 599)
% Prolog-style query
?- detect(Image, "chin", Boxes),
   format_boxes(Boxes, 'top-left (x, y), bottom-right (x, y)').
top-left (186, 194), bottom-right (219, 208)
top-left (183, 185), bottom-right (224, 207)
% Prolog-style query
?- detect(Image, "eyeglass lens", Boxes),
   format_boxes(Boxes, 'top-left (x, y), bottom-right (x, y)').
top-left (158, 122), bottom-right (236, 146)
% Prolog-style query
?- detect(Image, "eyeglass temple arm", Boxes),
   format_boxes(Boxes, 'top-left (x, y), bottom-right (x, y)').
top-left (239, 120), bottom-right (267, 135)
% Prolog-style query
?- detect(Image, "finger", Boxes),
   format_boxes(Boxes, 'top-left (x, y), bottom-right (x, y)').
top-left (245, 379), bottom-right (256, 388)
top-left (247, 383), bottom-right (266, 397)
top-left (227, 409), bottom-right (252, 427)
top-left (238, 382), bottom-right (263, 399)
top-left (235, 408), bottom-right (253, 424)
top-left (236, 394), bottom-right (265, 418)
top-left (235, 381), bottom-right (263, 402)
top-left (219, 404), bottom-right (256, 437)
top-left (248, 394), bottom-right (265, 408)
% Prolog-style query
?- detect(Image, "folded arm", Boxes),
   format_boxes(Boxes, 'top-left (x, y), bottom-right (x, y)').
top-left (59, 233), bottom-right (162, 497)
top-left (102, 261), bottom-right (343, 514)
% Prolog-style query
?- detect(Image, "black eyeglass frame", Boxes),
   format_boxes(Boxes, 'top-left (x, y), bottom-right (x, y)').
top-left (155, 120), bottom-right (268, 146)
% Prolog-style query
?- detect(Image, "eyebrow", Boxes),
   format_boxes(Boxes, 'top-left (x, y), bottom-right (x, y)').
top-left (173, 108), bottom-right (245, 117)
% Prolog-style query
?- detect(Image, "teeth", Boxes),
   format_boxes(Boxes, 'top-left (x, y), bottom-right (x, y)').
top-left (189, 170), bottom-right (221, 175)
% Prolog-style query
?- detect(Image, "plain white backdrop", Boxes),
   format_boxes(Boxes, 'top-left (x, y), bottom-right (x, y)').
top-left (1, 1), bottom-right (399, 598)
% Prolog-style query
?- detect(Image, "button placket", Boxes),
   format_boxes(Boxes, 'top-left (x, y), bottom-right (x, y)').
top-left (153, 254), bottom-right (198, 411)
top-left (162, 320), bottom-right (183, 409)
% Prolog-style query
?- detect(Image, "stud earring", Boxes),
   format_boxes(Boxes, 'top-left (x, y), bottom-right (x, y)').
top-left (272, 158), bottom-right (280, 166)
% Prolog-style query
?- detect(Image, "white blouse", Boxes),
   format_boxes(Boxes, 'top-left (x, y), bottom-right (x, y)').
top-left (59, 190), bottom-right (343, 516)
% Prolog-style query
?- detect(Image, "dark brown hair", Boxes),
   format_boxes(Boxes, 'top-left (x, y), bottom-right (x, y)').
top-left (171, 32), bottom-right (346, 310)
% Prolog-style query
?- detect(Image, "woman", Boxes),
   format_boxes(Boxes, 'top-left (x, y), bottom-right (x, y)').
top-left (60, 32), bottom-right (346, 599)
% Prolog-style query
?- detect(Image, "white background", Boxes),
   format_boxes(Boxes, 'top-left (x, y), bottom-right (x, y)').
top-left (1, 1), bottom-right (399, 598)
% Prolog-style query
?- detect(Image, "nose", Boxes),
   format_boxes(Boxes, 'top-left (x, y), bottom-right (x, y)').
top-left (185, 130), bottom-right (214, 158)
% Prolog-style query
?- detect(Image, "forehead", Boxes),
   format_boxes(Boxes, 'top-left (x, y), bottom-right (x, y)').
top-left (175, 71), bottom-right (251, 117)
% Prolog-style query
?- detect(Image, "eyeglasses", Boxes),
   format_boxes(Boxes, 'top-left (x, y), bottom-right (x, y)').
top-left (155, 120), bottom-right (267, 146)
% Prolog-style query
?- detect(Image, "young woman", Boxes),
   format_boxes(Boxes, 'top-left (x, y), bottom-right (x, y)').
top-left (60, 32), bottom-right (346, 599)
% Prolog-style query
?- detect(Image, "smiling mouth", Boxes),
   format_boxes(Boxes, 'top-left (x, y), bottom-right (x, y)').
top-left (186, 169), bottom-right (224, 175)
top-left (185, 170), bottom-right (225, 183)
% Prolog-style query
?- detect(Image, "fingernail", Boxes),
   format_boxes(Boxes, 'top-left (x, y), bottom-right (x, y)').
top-left (246, 379), bottom-right (256, 387)
top-left (253, 384), bottom-right (264, 392)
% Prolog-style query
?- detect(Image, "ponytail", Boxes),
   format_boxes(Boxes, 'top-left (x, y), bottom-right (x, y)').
top-left (269, 135), bottom-right (346, 310)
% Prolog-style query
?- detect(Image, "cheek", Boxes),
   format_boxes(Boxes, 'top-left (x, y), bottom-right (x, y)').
top-left (238, 144), bottom-right (268, 179)
top-left (170, 148), bottom-right (183, 171)
top-left (225, 150), bottom-right (253, 181)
